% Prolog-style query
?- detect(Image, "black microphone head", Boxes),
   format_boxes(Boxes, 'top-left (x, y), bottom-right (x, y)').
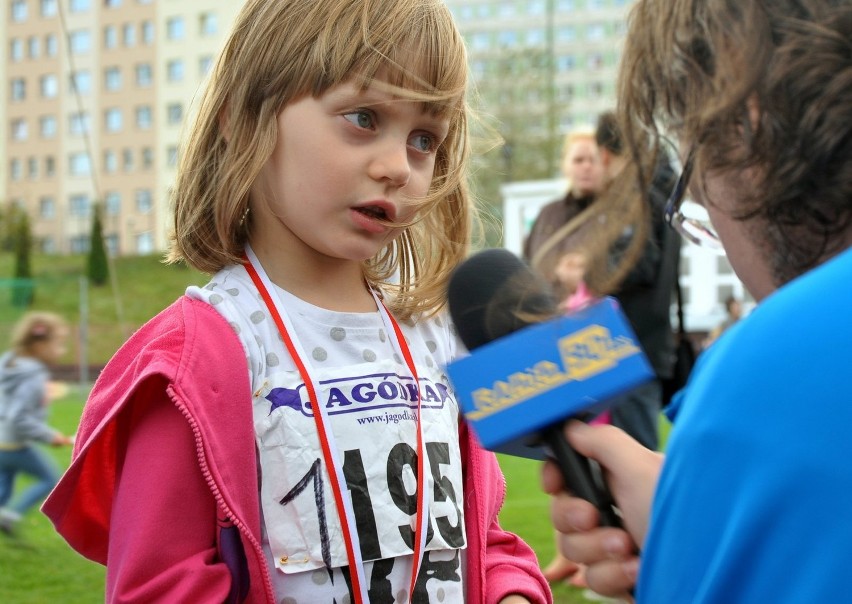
top-left (448, 248), bottom-right (559, 351)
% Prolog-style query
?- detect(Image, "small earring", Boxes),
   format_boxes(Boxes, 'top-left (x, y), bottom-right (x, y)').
top-left (239, 206), bottom-right (250, 226)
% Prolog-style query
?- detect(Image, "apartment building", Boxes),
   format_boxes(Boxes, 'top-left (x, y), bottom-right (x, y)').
top-left (446, 0), bottom-right (631, 135)
top-left (3, 0), bottom-right (240, 255)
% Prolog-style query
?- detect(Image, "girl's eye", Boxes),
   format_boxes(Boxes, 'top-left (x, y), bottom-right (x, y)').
top-left (410, 133), bottom-right (436, 153)
top-left (343, 110), bottom-right (375, 130)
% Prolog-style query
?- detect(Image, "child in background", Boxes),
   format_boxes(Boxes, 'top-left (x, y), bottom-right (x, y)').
top-left (0, 312), bottom-right (73, 536)
top-left (554, 252), bottom-right (594, 313)
top-left (541, 254), bottom-right (606, 588)
top-left (43, 1), bottom-right (551, 603)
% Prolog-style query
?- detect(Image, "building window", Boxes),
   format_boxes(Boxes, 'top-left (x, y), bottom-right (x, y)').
top-left (69, 152), bottom-right (92, 176)
top-left (69, 30), bottom-right (92, 55)
top-left (40, 115), bottom-right (57, 138)
top-left (141, 20), bottom-right (154, 44)
top-left (497, 30), bottom-right (518, 47)
top-left (70, 235), bottom-right (90, 253)
top-left (69, 194), bottom-right (91, 217)
top-left (135, 63), bottom-right (152, 87)
top-left (69, 111), bottom-right (91, 136)
top-left (526, 29), bottom-right (546, 46)
top-left (557, 26), bottom-right (577, 43)
top-left (45, 34), bottom-right (58, 56)
top-left (123, 148), bottom-right (134, 171)
top-left (70, 70), bottom-right (92, 94)
top-left (589, 81), bottom-right (604, 98)
top-left (716, 284), bottom-right (735, 304)
top-left (105, 0), bottom-right (122, 7)
top-left (471, 33), bottom-right (490, 51)
top-left (40, 196), bottom-right (56, 219)
top-left (10, 39), bottom-right (24, 61)
top-left (70, 0), bottom-right (91, 12)
top-left (587, 23), bottom-right (606, 41)
top-left (28, 157), bottom-right (38, 178)
top-left (123, 23), bottom-right (136, 46)
top-left (588, 53), bottom-right (605, 70)
top-left (135, 106), bottom-right (152, 129)
top-left (45, 156), bottom-right (56, 177)
top-left (135, 189), bottom-right (152, 213)
top-left (10, 159), bottom-right (22, 181)
top-left (167, 59), bottom-right (185, 83)
top-left (167, 145), bottom-right (178, 167)
top-left (136, 232), bottom-right (154, 254)
top-left (40, 74), bottom-right (59, 98)
top-left (103, 234), bottom-right (118, 256)
top-left (166, 16), bottom-right (185, 40)
top-left (12, 0), bottom-right (28, 22)
top-left (105, 108), bottom-right (123, 132)
top-left (199, 12), bottom-right (218, 36)
top-left (141, 147), bottom-right (153, 169)
top-left (717, 256), bottom-right (734, 274)
top-left (41, 0), bottom-right (58, 17)
top-left (556, 54), bottom-right (576, 71)
top-left (104, 150), bottom-right (118, 173)
top-left (104, 66), bottom-right (122, 91)
top-left (105, 192), bottom-right (121, 215)
top-left (167, 103), bottom-right (183, 125)
top-left (11, 118), bottom-right (28, 141)
top-left (11, 79), bottom-right (26, 101)
top-left (28, 36), bottom-right (40, 59)
top-left (104, 25), bottom-right (117, 49)
top-left (199, 55), bottom-right (213, 77)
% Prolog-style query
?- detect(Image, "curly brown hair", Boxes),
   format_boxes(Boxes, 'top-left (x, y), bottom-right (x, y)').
top-left (618, 0), bottom-right (852, 286)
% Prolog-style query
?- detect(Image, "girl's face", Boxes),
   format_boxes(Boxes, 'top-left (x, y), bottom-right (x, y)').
top-left (249, 78), bottom-right (450, 269)
top-left (32, 327), bottom-right (68, 365)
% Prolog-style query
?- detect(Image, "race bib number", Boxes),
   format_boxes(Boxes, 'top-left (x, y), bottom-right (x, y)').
top-left (254, 358), bottom-right (466, 573)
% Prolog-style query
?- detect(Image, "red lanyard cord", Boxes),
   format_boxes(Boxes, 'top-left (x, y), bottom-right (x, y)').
top-left (242, 252), bottom-right (426, 603)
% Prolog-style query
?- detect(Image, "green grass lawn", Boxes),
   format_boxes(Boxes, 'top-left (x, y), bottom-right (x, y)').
top-left (0, 253), bottom-right (208, 366)
top-left (0, 387), bottom-right (105, 604)
top-left (0, 388), bottom-right (608, 603)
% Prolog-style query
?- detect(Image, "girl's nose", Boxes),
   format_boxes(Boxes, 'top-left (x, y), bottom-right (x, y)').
top-left (368, 141), bottom-right (411, 187)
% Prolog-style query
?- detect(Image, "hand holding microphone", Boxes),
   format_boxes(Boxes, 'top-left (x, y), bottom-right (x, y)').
top-left (446, 248), bottom-right (655, 528)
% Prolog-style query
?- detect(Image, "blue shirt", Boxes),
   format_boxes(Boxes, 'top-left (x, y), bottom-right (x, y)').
top-left (638, 246), bottom-right (852, 602)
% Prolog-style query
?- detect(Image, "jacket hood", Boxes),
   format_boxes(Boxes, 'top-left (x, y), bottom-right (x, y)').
top-left (0, 351), bottom-right (47, 392)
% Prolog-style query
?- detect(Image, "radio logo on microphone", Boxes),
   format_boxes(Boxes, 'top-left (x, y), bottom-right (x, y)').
top-left (558, 325), bottom-right (640, 381)
top-left (467, 324), bottom-right (640, 420)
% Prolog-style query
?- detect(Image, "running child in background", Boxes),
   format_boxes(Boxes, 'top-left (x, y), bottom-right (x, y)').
top-left (43, 1), bottom-right (551, 603)
top-left (0, 312), bottom-right (73, 536)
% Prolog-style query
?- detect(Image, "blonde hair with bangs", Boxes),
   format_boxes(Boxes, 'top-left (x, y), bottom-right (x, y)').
top-left (167, 0), bottom-right (473, 320)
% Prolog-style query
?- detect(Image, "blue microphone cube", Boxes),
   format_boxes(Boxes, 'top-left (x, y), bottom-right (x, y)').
top-left (446, 297), bottom-right (654, 460)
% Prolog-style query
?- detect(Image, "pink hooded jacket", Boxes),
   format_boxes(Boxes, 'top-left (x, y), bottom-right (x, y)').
top-left (43, 296), bottom-right (551, 604)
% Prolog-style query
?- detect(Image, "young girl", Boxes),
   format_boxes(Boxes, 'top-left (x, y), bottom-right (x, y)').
top-left (0, 312), bottom-right (73, 536)
top-left (43, 1), bottom-right (551, 603)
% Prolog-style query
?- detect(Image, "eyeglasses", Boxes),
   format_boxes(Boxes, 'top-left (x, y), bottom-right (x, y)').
top-left (664, 148), bottom-right (723, 251)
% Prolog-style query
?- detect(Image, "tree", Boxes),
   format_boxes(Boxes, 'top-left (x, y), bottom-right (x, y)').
top-left (87, 203), bottom-right (109, 286)
top-left (468, 46), bottom-right (564, 247)
top-left (11, 210), bottom-right (34, 307)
